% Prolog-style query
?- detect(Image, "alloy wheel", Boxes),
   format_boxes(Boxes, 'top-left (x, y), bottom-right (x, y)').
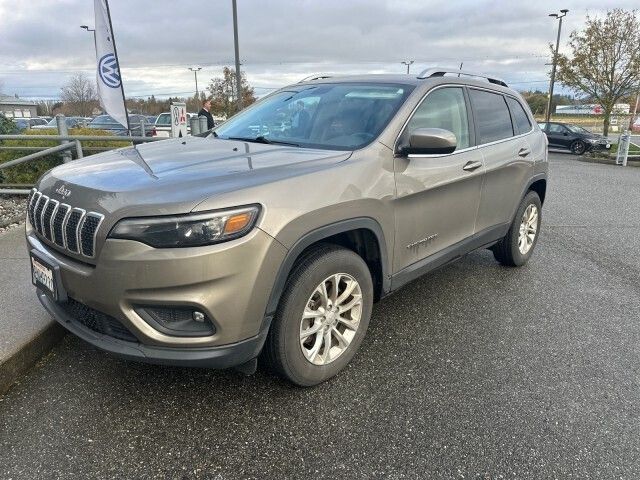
top-left (518, 204), bottom-right (539, 254)
top-left (299, 273), bottom-right (363, 366)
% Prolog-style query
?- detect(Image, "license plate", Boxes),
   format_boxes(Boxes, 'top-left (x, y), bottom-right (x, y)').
top-left (30, 253), bottom-right (59, 301)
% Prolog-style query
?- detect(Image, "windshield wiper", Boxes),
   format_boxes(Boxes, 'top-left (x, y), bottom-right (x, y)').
top-left (227, 136), bottom-right (300, 147)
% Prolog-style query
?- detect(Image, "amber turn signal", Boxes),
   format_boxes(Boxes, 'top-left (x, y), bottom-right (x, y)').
top-left (224, 212), bottom-right (253, 235)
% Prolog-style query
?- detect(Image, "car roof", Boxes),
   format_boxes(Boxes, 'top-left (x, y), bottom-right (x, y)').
top-left (296, 73), bottom-right (515, 94)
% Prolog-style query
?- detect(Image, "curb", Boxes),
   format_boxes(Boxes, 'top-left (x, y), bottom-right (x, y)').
top-left (0, 322), bottom-right (66, 396)
top-left (579, 156), bottom-right (640, 167)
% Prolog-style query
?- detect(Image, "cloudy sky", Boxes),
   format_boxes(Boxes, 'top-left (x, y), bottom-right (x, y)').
top-left (0, 0), bottom-right (636, 100)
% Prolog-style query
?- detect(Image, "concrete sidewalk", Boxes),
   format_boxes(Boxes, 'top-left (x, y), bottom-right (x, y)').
top-left (0, 226), bottom-right (64, 394)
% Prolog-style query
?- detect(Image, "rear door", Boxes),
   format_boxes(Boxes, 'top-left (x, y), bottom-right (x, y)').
top-left (392, 86), bottom-right (484, 273)
top-left (472, 89), bottom-right (535, 232)
top-left (546, 122), bottom-right (571, 148)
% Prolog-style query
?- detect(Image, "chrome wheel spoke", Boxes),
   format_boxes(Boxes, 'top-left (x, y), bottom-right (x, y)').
top-left (331, 327), bottom-right (349, 348)
top-left (337, 315), bottom-right (359, 331)
top-left (338, 294), bottom-right (362, 314)
top-left (321, 329), bottom-right (333, 363)
top-left (300, 321), bottom-right (323, 340)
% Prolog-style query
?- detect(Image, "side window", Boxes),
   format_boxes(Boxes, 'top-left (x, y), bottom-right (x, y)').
top-left (506, 97), bottom-right (532, 134)
top-left (548, 123), bottom-right (564, 134)
top-left (469, 89), bottom-right (514, 144)
top-left (404, 87), bottom-right (470, 150)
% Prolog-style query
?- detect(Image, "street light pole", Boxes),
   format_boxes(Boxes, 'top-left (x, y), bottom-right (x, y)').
top-left (80, 25), bottom-right (96, 51)
top-left (189, 67), bottom-right (202, 98)
top-left (401, 60), bottom-right (414, 74)
top-left (232, 0), bottom-right (243, 111)
top-left (545, 9), bottom-right (569, 124)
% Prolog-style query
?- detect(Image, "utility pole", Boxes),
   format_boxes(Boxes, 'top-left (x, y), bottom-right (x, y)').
top-left (401, 60), bottom-right (414, 74)
top-left (629, 92), bottom-right (639, 131)
top-left (232, 0), bottom-right (243, 111)
top-left (189, 66), bottom-right (202, 98)
top-left (545, 9), bottom-right (569, 124)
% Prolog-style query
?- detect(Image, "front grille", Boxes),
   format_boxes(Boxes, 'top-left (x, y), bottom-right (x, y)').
top-left (60, 297), bottom-right (138, 343)
top-left (28, 188), bottom-right (104, 258)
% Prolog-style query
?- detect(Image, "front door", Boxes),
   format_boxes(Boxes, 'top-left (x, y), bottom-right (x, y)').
top-left (392, 86), bottom-right (484, 274)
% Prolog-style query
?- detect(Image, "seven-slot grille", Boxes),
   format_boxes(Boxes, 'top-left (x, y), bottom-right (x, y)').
top-left (27, 188), bottom-right (104, 258)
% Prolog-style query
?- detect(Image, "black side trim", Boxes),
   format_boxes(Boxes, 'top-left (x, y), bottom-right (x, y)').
top-left (391, 223), bottom-right (509, 291)
top-left (265, 217), bottom-right (390, 316)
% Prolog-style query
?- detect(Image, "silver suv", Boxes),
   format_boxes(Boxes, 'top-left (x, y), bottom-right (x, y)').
top-left (26, 68), bottom-right (547, 386)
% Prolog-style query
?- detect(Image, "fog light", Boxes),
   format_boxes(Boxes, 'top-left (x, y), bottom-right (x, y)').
top-left (135, 306), bottom-right (215, 337)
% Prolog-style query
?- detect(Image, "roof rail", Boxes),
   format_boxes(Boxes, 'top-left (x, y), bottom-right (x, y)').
top-left (298, 74), bottom-right (333, 83)
top-left (417, 68), bottom-right (509, 88)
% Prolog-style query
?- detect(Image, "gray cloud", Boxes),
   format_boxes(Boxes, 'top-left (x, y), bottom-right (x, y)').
top-left (0, 0), bottom-right (637, 99)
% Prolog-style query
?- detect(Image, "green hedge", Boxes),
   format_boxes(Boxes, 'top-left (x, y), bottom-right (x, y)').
top-left (0, 128), bottom-right (130, 184)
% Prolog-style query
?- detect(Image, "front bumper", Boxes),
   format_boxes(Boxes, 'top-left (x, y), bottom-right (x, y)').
top-left (38, 290), bottom-right (271, 368)
top-left (27, 223), bottom-right (287, 367)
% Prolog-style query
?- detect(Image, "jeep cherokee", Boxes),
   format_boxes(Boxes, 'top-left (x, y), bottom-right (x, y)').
top-left (26, 68), bottom-right (548, 386)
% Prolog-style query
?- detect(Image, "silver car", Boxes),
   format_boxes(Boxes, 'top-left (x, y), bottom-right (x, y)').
top-left (26, 68), bottom-right (547, 386)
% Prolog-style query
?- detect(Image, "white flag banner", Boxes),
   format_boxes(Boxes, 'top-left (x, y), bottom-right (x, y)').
top-left (94, 0), bottom-right (128, 129)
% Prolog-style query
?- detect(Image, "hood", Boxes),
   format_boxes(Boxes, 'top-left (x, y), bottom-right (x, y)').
top-left (37, 136), bottom-right (351, 217)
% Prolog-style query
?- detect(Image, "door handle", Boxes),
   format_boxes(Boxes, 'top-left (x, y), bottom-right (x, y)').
top-left (462, 160), bottom-right (482, 171)
top-left (518, 147), bottom-right (531, 157)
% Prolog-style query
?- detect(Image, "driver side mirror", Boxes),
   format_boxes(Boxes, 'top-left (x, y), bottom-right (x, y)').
top-left (401, 128), bottom-right (457, 155)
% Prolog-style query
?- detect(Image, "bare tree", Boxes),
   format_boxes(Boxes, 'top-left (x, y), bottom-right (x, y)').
top-left (60, 73), bottom-right (98, 117)
top-left (556, 9), bottom-right (640, 136)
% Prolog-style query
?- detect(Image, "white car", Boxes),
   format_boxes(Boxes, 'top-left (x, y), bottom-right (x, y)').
top-left (153, 112), bottom-right (196, 138)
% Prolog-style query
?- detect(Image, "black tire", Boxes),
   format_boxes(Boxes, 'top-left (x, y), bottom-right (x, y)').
top-left (570, 140), bottom-right (586, 155)
top-left (492, 191), bottom-right (542, 267)
top-left (263, 245), bottom-right (373, 386)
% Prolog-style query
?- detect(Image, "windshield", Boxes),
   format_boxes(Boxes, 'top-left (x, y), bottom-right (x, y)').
top-left (565, 124), bottom-right (591, 134)
top-left (155, 113), bottom-right (171, 126)
top-left (213, 83), bottom-right (413, 150)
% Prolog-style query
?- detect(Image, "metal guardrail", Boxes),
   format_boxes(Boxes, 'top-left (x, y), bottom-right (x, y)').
top-left (0, 114), bottom-right (163, 195)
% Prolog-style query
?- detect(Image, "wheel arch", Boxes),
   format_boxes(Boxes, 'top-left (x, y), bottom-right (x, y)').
top-left (265, 218), bottom-right (390, 317)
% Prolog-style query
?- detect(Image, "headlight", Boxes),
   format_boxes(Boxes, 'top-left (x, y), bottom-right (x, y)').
top-left (586, 138), bottom-right (599, 143)
top-left (109, 205), bottom-right (260, 248)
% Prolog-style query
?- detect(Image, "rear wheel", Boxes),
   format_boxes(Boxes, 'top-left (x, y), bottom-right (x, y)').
top-left (263, 245), bottom-right (373, 386)
top-left (570, 140), bottom-right (586, 155)
top-left (492, 191), bottom-right (542, 267)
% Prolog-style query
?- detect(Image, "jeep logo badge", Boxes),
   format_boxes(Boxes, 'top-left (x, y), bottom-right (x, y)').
top-left (55, 185), bottom-right (71, 199)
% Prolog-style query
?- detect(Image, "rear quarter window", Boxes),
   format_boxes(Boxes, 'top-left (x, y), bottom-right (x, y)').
top-left (505, 96), bottom-right (532, 135)
top-left (469, 89), bottom-right (514, 144)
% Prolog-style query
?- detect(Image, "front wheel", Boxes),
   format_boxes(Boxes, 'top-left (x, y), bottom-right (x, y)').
top-left (492, 191), bottom-right (542, 267)
top-left (570, 140), bottom-right (586, 155)
top-left (263, 245), bottom-right (373, 386)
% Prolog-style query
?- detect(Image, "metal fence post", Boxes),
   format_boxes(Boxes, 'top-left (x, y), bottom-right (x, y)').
top-left (190, 116), bottom-right (200, 135)
top-left (199, 116), bottom-right (208, 133)
top-left (140, 118), bottom-right (146, 137)
top-left (56, 114), bottom-right (72, 163)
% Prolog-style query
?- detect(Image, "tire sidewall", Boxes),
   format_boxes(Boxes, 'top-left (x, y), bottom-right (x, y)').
top-left (277, 248), bottom-right (373, 386)
top-left (508, 191), bottom-right (542, 266)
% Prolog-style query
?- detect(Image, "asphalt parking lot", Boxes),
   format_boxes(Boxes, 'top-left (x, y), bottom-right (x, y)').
top-left (1, 152), bottom-right (639, 479)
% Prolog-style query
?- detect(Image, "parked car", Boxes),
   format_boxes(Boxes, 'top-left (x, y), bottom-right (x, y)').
top-left (31, 116), bottom-right (88, 130)
top-left (26, 68), bottom-right (547, 386)
top-left (632, 116), bottom-right (640, 133)
top-left (12, 117), bottom-right (48, 131)
top-left (152, 112), bottom-right (195, 137)
top-left (538, 121), bottom-right (611, 155)
top-left (88, 114), bottom-right (154, 137)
